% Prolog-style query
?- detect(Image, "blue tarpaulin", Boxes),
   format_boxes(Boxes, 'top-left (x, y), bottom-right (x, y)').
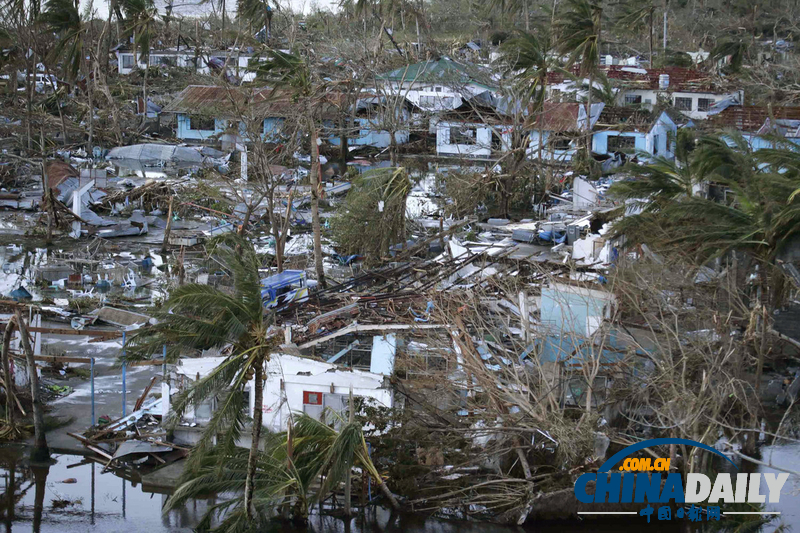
top-left (538, 230), bottom-right (567, 244)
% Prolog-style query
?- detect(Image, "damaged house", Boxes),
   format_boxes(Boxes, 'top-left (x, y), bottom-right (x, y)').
top-left (116, 46), bottom-right (265, 83)
top-left (162, 85), bottom-right (292, 143)
top-left (591, 106), bottom-right (678, 159)
top-left (172, 352), bottom-right (393, 437)
top-left (548, 66), bottom-right (742, 120)
top-left (376, 57), bottom-right (499, 113)
top-left (433, 93), bottom-right (512, 158)
top-left (527, 102), bottom-right (605, 163)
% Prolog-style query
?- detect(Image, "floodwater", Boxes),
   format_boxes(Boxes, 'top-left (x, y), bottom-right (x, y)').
top-left (0, 447), bottom-right (681, 533)
top-left (8, 444), bottom-right (797, 533)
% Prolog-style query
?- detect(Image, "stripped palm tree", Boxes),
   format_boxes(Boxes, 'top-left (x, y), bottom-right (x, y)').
top-left (165, 413), bottom-right (399, 529)
top-left (238, 0), bottom-right (272, 40)
top-left (555, 0), bottom-right (603, 158)
top-left (120, 0), bottom-right (157, 128)
top-left (124, 233), bottom-right (281, 522)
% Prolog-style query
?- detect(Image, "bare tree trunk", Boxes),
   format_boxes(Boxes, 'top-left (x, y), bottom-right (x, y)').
top-left (16, 309), bottom-right (49, 462)
top-left (41, 163), bottom-right (53, 246)
top-left (2, 317), bottom-right (17, 426)
top-left (308, 115), bottom-right (327, 289)
top-left (239, 204), bottom-right (253, 236)
top-left (244, 360), bottom-right (264, 521)
top-left (161, 196), bottom-right (174, 254)
top-left (141, 63), bottom-right (149, 129)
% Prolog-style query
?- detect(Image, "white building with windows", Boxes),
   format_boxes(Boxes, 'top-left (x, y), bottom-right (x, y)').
top-left (547, 66), bottom-right (742, 121)
top-left (115, 47), bottom-right (264, 83)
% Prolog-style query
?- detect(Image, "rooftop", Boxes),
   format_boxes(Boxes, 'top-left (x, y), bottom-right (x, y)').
top-left (377, 57), bottom-right (498, 90)
top-left (707, 105), bottom-right (800, 133)
top-left (548, 65), bottom-right (723, 93)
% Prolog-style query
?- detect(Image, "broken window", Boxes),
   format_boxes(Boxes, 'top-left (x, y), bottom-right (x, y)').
top-left (607, 135), bottom-right (636, 151)
top-left (419, 95), bottom-right (436, 107)
top-left (697, 98), bottom-right (714, 112)
top-left (548, 135), bottom-right (572, 151)
top-left (190, 115), bottom-right (216, 131)
top-left (674, 97), bottom-right (692, 111)
top-left (121, 54), bottom-right (134, 68)
top-left (624, 94), bottom-right (642, 105)
top-left (450, 126), bottom-right (477, 145)
top-left (441, 97), bottom-right (454, 107)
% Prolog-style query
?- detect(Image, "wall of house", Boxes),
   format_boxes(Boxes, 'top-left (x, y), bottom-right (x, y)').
top-left (540, 282), bottom-right (615, 338)
top-left (117, 51), bottom-right (261, 81)
top-left (592, 131), bottom-right (646, 155)
top-left (620, 88), bottom-right (741, 120)
top-left (382, 81), bottom-right (491, 112)
top-left (258, 377), bottom-right (393, 432)
top-left (745, 134), bottom-right (800, 151)
top-left (176, 115), bottom-right (285, 142)
top-left (435, 121), bottom-right (500, 158)
top-left (528, 130), bottom-right (578, 163)
top-left (263, 117), bottom-right (286, 142)
top-left (176, 113), bottom-right (227, 140)
top-left (328, 118), bottom-right (410, 148)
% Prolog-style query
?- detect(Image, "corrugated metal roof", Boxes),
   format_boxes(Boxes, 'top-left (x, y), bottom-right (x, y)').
top-left (548, 66), bottom-right (722, 93)
top-left (707, 106), bottom-right (800, 133)
top-left (161, 85), bottom-right (286, 117)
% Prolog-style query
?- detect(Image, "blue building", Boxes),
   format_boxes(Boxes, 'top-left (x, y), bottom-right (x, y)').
top-left (591, 106), bottom-right (678, 160)
top-left (162, 85), bottom-right (293, 143)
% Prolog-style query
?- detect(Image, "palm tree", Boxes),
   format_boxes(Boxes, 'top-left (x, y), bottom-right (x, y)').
top-left (614, 0), bottom-right (656, 66)
top-left (608, 128), bottom-right (698, 211)
top-left (39, 0), bottom-right (84, 86)
top-left (490, 0), bottom-right (532, 31)
top-left (500, 31), bottom-right (551, 211)
top-left (124, 233), bottom-right (280, 522)
top-left (16, 309), bottom-right (49, 462)
top-left (555, 0), bottom-right (602, 158)
top-left (710, 38), bottom-right (748, 73)
top-left (613, 132), bottom-right (800, 390)
top-left (254, 49), bottom-right (328, 288)
top-left (165, 412), bottom-right (398, 529)
top-left (238, 0), bottom-right (273, 40)
top-left (121, 0), bottom-right (157, 128)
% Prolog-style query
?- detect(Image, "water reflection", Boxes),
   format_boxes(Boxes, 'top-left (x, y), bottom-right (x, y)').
top-left (0, 448), bottom-right (211, 532)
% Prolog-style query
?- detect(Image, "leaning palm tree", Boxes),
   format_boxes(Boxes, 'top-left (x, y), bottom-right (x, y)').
top-left (254, 49), bottom-right (328, 288)
top-left (555, 0), bottom-right (603, 157)
top-left (121, 0), bottom-right (157, 128)
top-left (165, 412), bottom-right (399, 529)
top-left (124, 233), bottom-right (280, 522)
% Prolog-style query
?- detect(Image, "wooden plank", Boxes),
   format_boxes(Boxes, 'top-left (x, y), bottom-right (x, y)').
top-left (128, 359), bottom-right (166, 367)
top-left (134, 376), bottom-right (158, 411)
top-left (0, 323), bottom-right (122, 339)
top-left (86, 445), bottom-right (114, 461)
top-left (35, 355), bottom-right (93, 364)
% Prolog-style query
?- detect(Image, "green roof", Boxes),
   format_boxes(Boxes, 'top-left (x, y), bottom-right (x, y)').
top-left (377, 58), bottom-right (498, 90)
